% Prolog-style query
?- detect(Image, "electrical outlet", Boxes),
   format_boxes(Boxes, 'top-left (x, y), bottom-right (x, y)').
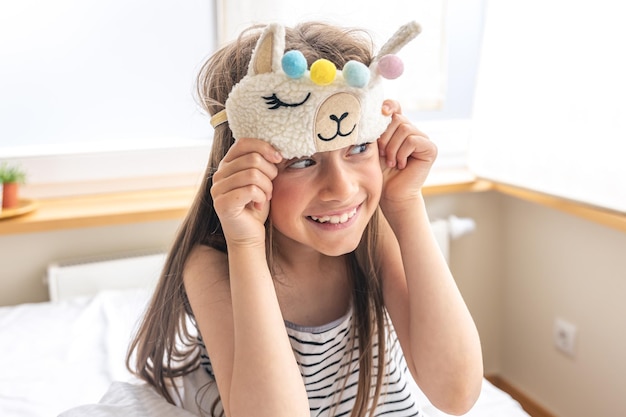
top-left (553, 318), bottom-right (577, 358)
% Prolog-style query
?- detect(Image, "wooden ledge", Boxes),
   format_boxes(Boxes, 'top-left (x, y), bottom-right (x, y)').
top-left (0, 187), bottom-right (197, 235)
top-left (491, 182), bottom-right (626, 233)
top-left (0, 178), bottom-right (624, 236)
top-left (485, 374), bottom-right (557, 417)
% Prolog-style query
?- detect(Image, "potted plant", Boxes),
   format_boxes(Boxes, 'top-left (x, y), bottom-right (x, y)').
top-left (0, 162), bottom-right (27, 209)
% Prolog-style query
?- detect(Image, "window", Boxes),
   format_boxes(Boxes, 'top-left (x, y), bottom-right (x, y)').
top-left (0, 0), bottom-right (216, 197)
top-left (469, 0), bottom-right (626, 212)
top-left (1, 0), bottom-right (485, 198)
top-left (217, 0), bottom-right (447, 112)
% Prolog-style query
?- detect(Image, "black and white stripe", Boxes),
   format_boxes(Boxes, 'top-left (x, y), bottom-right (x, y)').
top-left (285, 311), bottom-right (421, 417)
top-left (198, 309), bottom-right (422, 416)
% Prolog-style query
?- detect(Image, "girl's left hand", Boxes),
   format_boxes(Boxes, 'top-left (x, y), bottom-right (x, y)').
top-left (377, 99), bottom-right (437, 214)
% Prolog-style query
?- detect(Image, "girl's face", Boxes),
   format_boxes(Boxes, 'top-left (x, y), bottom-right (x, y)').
top-left (270, 142), bottom-right (383, 258)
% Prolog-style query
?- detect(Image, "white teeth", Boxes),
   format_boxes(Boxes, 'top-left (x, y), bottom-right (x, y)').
top-left (311, 208), bottom-right (357, 224)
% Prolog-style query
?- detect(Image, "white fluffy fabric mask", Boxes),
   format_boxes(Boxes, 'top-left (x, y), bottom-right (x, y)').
top-left (211, 21), bottom-right (421, 159)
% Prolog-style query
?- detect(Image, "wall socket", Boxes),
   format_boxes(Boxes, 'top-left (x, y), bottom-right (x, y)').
top-left (553, 318), bottom-right (577, 358)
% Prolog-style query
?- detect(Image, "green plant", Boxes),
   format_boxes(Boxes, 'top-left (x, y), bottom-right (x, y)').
top-left (0, 162), bottom-right (27, 184)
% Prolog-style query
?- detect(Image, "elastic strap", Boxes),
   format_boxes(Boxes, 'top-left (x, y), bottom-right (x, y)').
top-left (210, 109), bottom-right (228, 128)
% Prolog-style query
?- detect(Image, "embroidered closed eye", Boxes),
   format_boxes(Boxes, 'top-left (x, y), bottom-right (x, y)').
top-left (262, 92), bottom-right (311, 110)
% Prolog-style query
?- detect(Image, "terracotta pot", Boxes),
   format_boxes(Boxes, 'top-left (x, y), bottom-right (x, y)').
top-left (2, 182), bottom-right (19, 209)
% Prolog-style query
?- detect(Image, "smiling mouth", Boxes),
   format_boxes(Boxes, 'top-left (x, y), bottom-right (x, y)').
top-left (309, 207), bottom-right (358, 225)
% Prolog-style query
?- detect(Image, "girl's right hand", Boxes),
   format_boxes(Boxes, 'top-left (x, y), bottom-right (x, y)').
top-left (210, 137), bottom-right (283, 246)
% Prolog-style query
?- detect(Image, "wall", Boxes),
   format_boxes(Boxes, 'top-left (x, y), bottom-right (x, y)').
top-left (500, 197), bottom-right (626, 417)
top-left (0, 220), bottom-right (181, 306)
top-left (429, 192), bottom-right (626, 416)
top-left (425, 191), bottom-right (504, 375)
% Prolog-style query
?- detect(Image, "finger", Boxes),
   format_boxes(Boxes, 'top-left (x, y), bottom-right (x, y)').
top-left (215, 152), bottom-right (279, 184)
top-left (221, 137), bottom-right (282, 165)
top-left (379, 113), bottom-right (413, 167)
top-left (378, 101), bottom-right (403, 157)
top-left (211, 168), bottom-right (275, 203)
top-left (381, 99), bottom-right (402, 116)
top-left (377, 113), bottom-right (401, 157)
top-left (213, 184), bottom-right (270, 217)
top-left (395, 134), bottom-right (438, 169)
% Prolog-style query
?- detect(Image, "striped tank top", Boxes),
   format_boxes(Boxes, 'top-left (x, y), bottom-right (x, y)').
top-left (199, 308), bottom-right (423, 416)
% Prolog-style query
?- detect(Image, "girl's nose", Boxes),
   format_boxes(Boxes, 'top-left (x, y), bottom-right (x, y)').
top-left (317, 158), bottom-right (356, 201)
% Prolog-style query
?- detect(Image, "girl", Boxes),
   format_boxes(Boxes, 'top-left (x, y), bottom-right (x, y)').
top-left (127, 21), bottom-right (483, 417)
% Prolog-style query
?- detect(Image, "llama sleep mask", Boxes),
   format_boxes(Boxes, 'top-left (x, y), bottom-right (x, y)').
top-left (210, 21), bottom-right (421, 159)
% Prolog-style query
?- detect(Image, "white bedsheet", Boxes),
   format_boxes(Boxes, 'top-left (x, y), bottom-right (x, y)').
top-left (58, 374), bottom-right (530, 417)
top-left (0, 288), bottom-right (529, 417)
top-left (0, 288), bottom-right (149, 417)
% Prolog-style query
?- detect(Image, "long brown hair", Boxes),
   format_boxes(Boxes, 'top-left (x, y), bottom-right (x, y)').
top-left (127, 21), bottom-right (388, 417)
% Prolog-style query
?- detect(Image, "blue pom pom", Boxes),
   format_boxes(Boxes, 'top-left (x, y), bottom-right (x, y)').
top-left (343, 61), bottom-right (370, 88)
top-left (282, 50), bottom-right (307, 79)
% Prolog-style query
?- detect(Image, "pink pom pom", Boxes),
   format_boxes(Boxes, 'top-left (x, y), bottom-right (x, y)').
top-left (377, 55), bottom-right (404, 79)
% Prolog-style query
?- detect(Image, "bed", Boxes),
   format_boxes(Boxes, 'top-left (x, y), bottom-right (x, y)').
top-left (0, 254), bottom-right (530, 417)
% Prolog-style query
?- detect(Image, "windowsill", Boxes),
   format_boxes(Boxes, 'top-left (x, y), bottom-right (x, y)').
top-left (0, 187), bottom-right (197, 235)
top-left (489, 182), bottom-right (626, 233)
top-left (1, 169), bottom-right (624, 235)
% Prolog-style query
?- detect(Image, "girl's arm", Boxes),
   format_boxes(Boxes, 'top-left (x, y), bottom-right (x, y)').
top-left (377, 103), bottom-right (483, 415)
top-left (184, 138), bottom-right (309, 417)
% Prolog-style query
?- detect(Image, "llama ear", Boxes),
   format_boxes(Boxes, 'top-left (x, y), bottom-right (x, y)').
top-left (248, 23), bottom-right (286, 75)
top-left (373, 21), bottom-right (421, 63)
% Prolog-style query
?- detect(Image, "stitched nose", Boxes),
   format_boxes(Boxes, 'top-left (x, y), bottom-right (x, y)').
top-left (317, 112), bottom-right (356, 141)
top-left (330, 112), bottom-right (349, 124)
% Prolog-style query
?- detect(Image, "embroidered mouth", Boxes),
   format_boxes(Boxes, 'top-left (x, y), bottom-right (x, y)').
top-left (309, 207), bottom-right (358, 224)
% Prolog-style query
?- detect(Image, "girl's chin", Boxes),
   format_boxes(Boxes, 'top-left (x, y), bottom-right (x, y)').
top-left (317, 242), bottom-right (359, 257)
top-left (312, 233), bottom-right (364, 257)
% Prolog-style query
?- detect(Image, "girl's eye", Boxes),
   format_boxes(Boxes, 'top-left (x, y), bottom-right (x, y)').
top-left (348, 142), bottom-right (371, 155)
top-left (288, 158), bottom-right (316, 169)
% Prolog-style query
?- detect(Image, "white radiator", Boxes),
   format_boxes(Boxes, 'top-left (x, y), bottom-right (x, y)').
top-left (46, 252), bottom-right (167, 302)
top-left (430, 215), bottom-right (476, 262)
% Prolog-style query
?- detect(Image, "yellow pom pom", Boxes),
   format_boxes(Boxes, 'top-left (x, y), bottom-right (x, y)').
top-left (310, 59), bottom-right (336, 85)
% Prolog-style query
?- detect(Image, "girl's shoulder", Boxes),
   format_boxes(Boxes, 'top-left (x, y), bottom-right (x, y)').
top-left (184, 244), bottom-right (230, 287)
top-left (187, 243), bottom-right (227, 262)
